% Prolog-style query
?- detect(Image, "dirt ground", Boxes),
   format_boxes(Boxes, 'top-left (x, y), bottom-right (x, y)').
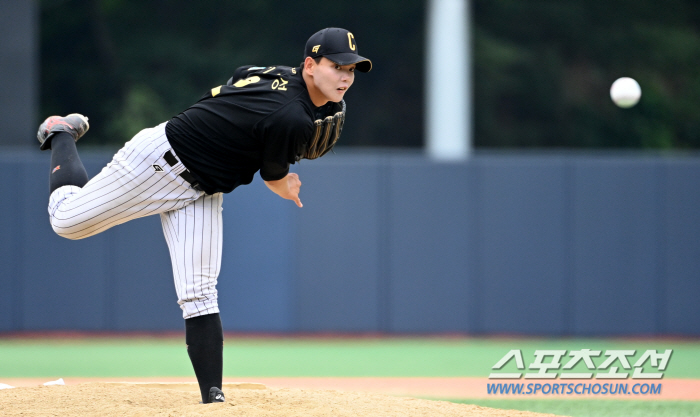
top-left (3, 376), bottom-right (698, 416)
top-left (0, 382), bottom-right (564, 417)
top-left (3, 377), bottom-right (698, 400)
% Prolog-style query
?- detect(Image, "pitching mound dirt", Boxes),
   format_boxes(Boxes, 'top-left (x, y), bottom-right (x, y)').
top-left (0, 382), bottom-right (566, 417)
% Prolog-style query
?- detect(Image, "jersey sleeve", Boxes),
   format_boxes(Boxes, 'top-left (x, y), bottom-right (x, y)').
top-left (256, 106), bottom-right (314, 182)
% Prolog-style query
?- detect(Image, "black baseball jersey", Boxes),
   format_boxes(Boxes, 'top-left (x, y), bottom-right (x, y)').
top-left (165, 65), bottom-right (339, 194)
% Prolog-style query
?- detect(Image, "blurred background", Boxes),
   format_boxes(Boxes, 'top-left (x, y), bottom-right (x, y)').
top-left (1, 0), bottom-right (699, 336)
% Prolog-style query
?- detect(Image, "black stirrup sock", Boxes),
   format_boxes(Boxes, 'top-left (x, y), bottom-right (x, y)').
top-left (185, 313), bottom-right (224, 403)
top-left (49, 132), bottom-right (88, 194)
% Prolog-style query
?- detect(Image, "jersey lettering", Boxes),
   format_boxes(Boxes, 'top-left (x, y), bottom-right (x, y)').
top-left (271, 78), bottom-right (289, 91)
top-left (211, 86), bottom-right (222, 97)
top-left (263, 67), bottom-right (276, 74)
top-left (233, 76), bottom-right (261, 87)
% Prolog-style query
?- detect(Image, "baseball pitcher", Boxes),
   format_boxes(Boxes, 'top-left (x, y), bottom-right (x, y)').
top-left (36, 28), bottom-right (371, 404)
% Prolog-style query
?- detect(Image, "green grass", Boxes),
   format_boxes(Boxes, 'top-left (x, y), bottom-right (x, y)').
top-left (0, 336), bottom-right (699, 378)
top-left (448, 399), bottom-right (700, 417)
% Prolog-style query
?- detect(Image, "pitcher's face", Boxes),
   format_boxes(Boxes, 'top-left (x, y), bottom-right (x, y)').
top-left (308, 57), bottom-right (355, 103)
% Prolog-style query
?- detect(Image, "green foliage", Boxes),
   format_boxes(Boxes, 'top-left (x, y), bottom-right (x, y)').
top-left (40, 0), bottom-right (700, 148)
top-left (104, 84), bottom-right (169, 140)
top-left (473, 0), bottom-right (700, 149)
top-left (39, 0), bottom-right (424, 147)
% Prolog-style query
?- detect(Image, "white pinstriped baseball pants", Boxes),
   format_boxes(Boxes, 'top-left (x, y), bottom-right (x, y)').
top-left (48, 122), bottom-right (223, 319)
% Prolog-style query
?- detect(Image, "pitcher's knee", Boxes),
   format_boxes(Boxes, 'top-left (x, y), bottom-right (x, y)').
top-left (48, 185), bottom-right (91, 239)
top-left (51, 225), bottom-right (83, 240)
top-left (50, 218), bottom-right (90, 240)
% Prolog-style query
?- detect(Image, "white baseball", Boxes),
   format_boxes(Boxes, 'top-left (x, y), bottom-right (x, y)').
top-left (610, 77), bottom-right (641, 108)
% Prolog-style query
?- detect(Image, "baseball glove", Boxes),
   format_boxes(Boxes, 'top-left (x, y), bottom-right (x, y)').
top-left (303, 100), bottom-right (346, 160)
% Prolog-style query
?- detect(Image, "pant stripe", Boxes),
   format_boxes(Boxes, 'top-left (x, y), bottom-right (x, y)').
top-left (160, 193), bottom-right (223, 318)
top-left (49, 125), bottom-right (197, 239)
top-left (48, 122), bottom-right (223, 319)
top-left (52, 175), bottom-right (185, 237)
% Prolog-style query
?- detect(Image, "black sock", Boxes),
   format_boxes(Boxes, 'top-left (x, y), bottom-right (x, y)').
top-left (185, 313), bottom-right (224, 403)
top-left (49, 132), bottom-right (88, 194)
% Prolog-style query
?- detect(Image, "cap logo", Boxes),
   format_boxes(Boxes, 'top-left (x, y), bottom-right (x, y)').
top-left (312, 45), bottom-right (321, 53)
top-left (347, 33), bottom-right (356, 51)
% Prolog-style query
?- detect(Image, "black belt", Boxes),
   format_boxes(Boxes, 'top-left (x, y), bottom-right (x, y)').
top-left (164, 150), bottom-right (203, 191)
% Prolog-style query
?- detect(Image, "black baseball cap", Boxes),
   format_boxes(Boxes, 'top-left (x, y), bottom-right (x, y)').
top-left (304, 28), bottom-right (372, 73)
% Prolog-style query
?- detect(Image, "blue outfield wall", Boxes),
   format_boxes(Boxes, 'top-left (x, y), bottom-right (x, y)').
top-left (1, 150), bottom-right (699, 336)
